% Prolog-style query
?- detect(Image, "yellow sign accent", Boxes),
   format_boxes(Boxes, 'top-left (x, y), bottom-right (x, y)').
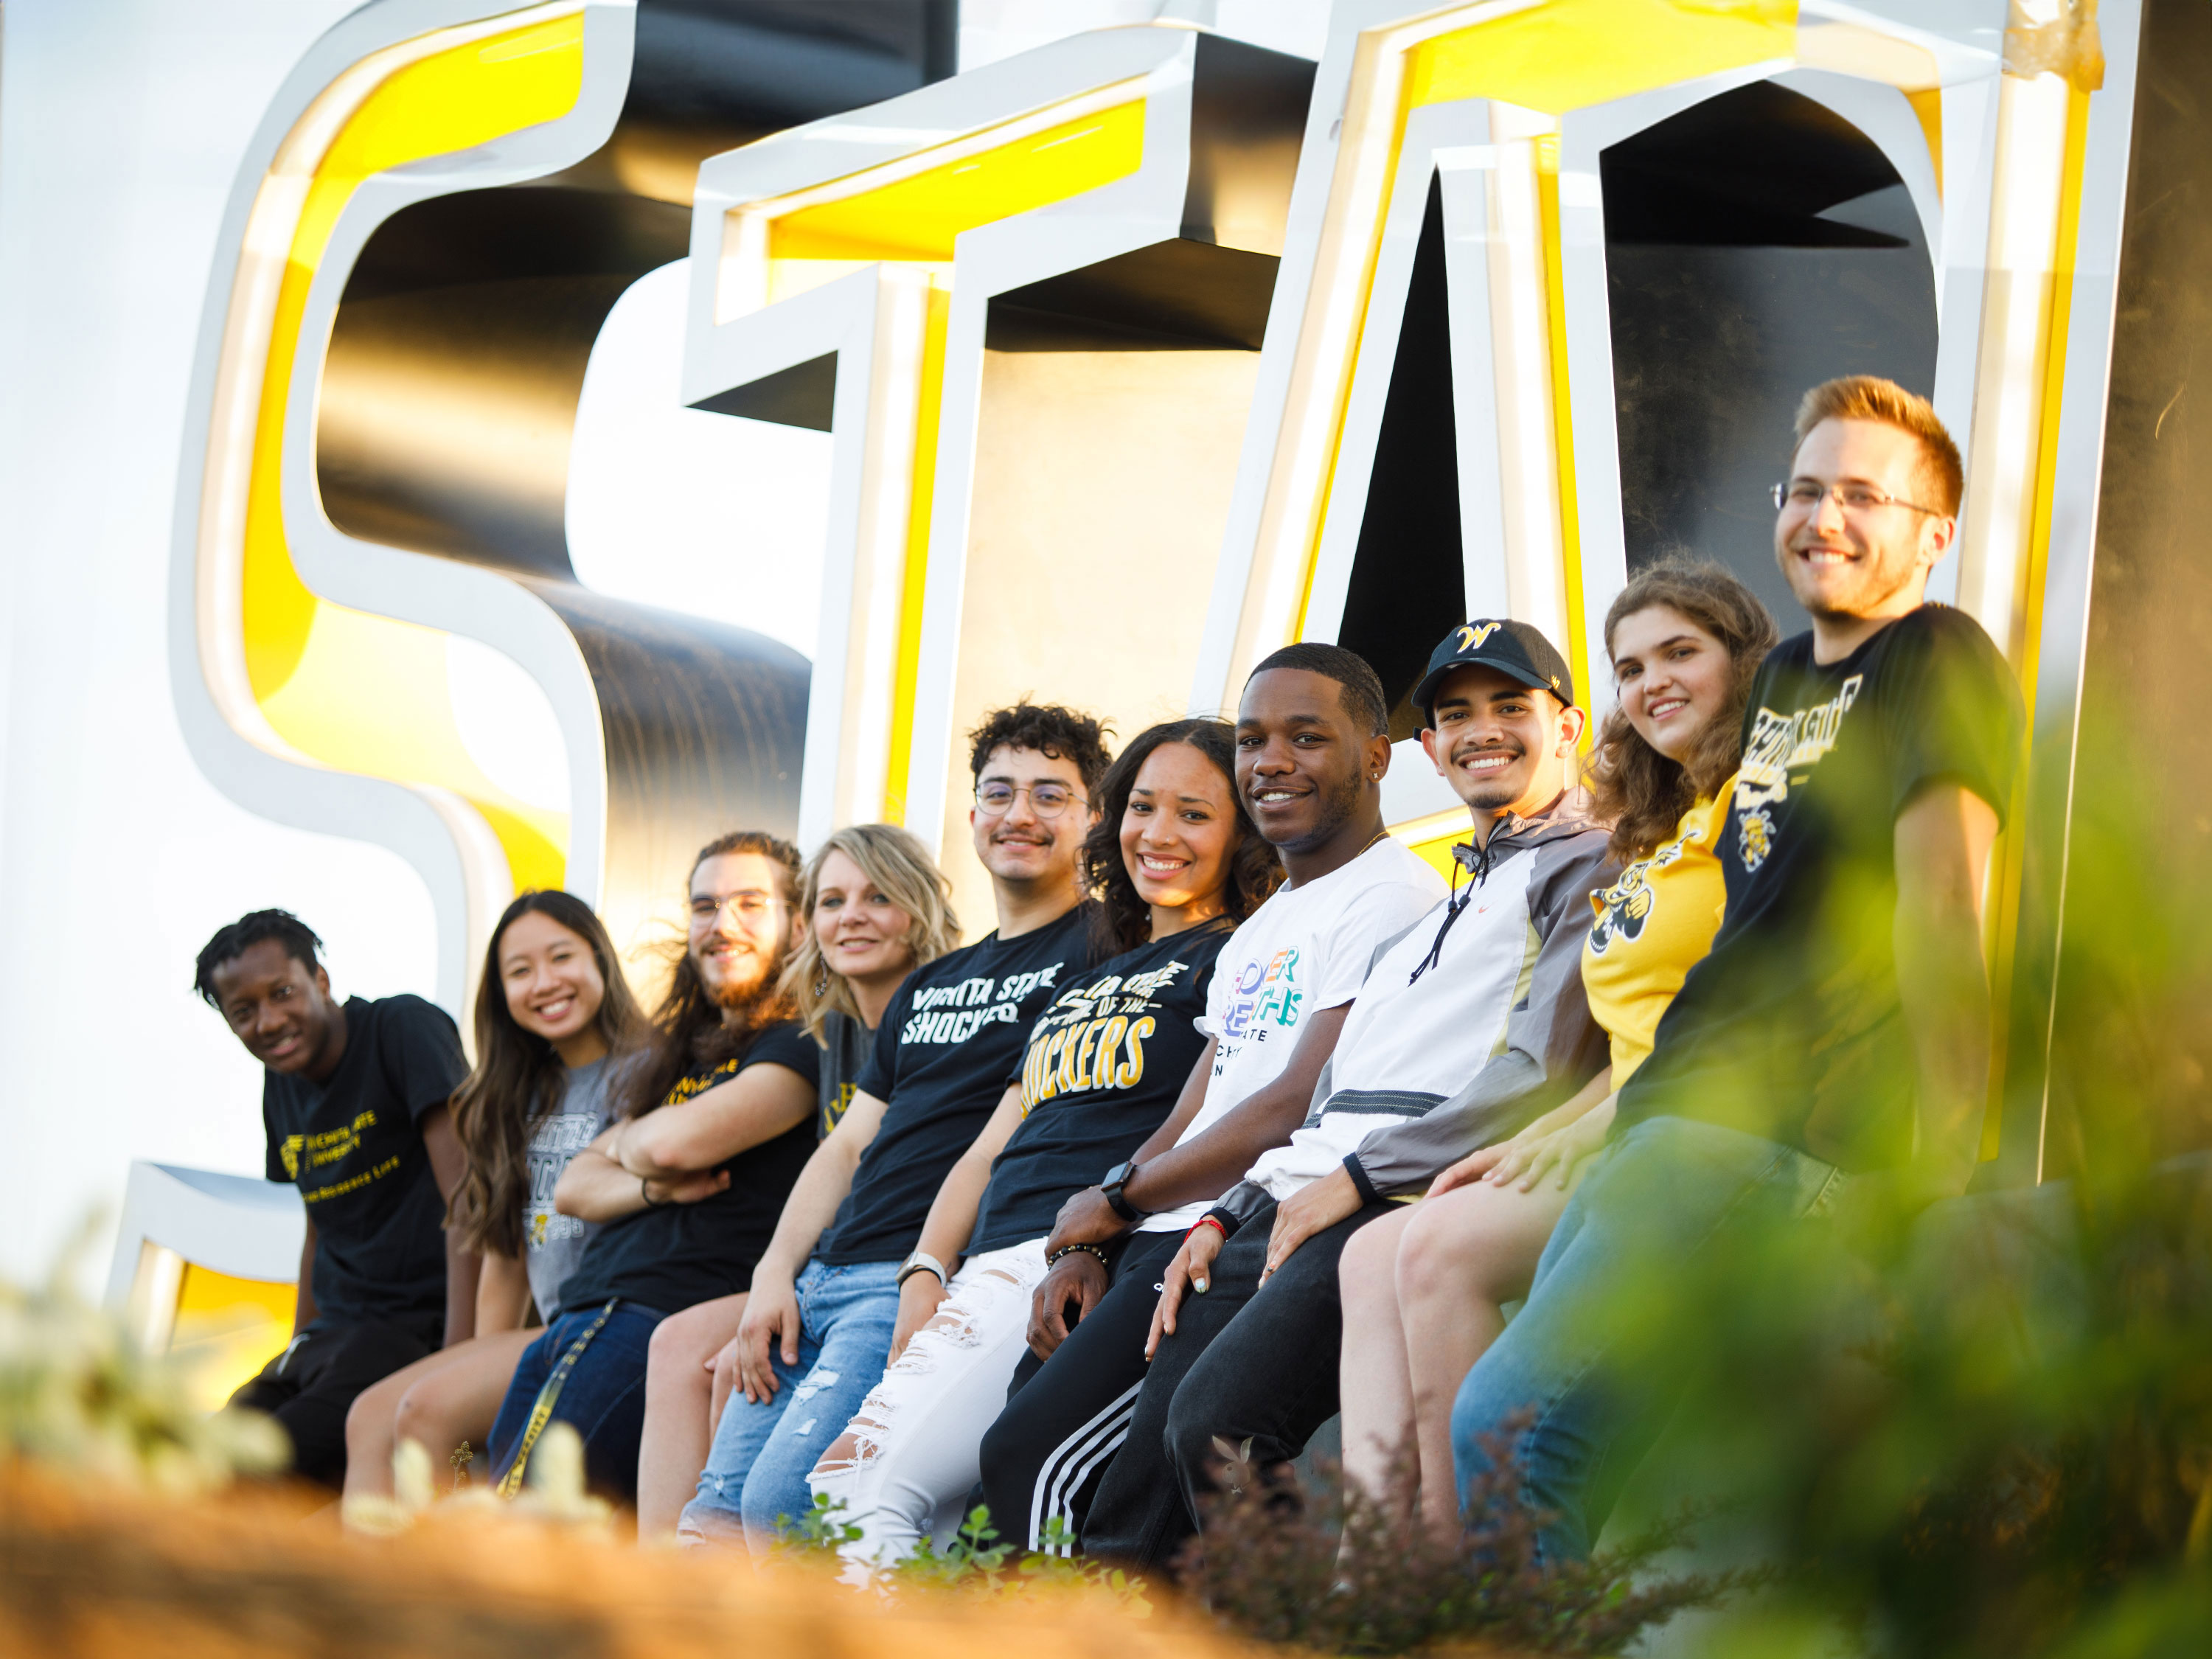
top-left (1391, 807), bottom-right (1472, 882)
top-left (1405, 0), bottom-right (1798, 116)
top-left (170, 1262), bottom-right (299, 1414)
top-left (239, 10), bottom-right (585, 892)
top-left (724, 86), bottom-right (1147, 824)
top-left (768, 98), bottom-right (1148, 297)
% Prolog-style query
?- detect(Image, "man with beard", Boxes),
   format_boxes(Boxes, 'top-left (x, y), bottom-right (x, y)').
top-left (1037, 623), bottom-right (1612, 1569)
top-left (679, 704), bottom-right (1115, 1551)
top-left (976, 644), bottom-right (1447, 1550)
top-left (198, 910), bottom-right (472, 1487)
top-left (485, 832), bottom-right (820, 1501)
top-left (1449, 377), bottom-right (2021, 1564)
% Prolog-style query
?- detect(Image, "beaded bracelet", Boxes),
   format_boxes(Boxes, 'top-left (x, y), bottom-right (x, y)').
top-left (1047, 1241), bottom-right (1111, 1270)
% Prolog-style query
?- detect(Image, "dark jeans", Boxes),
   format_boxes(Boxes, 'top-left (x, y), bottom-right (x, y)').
top-left (1451, 1116), bottom-right (1846, 1563)
top-left (231, 1318), bottom-right (437, 1488)
top-left (1082, 1199), bottom-right (1396, 1571)
top-left (487, 1298), bottom-right (665, 1502)
top-left (978, 1230), bottom-right (1183, 1550)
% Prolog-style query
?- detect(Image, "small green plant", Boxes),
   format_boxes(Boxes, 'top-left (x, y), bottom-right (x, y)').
top-left (771, 1498), bottom-right (1143, 1606)
top-left (1174, 1420), bottom-right (1756, 1657)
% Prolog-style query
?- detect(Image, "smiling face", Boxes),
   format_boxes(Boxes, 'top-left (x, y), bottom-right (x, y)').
top-left (1776, 417), bottom-right (1955, 625)
top-left (1235, 668), bottom-right (1385, 855)
top-left (968, 743), bottom-right (1091, 888)
top-left (1608, 603), bottom-right (1733, 765)
top-left (689, 851), bottom-right (797, 1008)
top-left (497, 909), bottom-right (606, 1047)
top-left (209, 939), bottom-right (342, 1078)
top-left (1419, 663), bottom-right (1582, 816)
top-left (1121, 740), bottom-right (1238, 922)
top-left (812, 846), bottom-right (917, 991)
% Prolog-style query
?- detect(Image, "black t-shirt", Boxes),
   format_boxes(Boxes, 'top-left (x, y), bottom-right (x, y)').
top-left (814, 907), bottom-right (1093, 1265)
top-left (261, 994), bottom-right (468, 1338)
top-left (816, 1009), bottom-right (873, 1141)
top-left (1618, 605), bottom-right (2023, 1170)
top-left (970, 924), bottom-right (1228, 1253)
top-left (554, 1023), bottom-right (821, 1316)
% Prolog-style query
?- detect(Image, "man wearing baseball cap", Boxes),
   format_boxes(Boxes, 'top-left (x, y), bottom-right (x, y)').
top-left (1073, 617), bottom-right (1615, 1570)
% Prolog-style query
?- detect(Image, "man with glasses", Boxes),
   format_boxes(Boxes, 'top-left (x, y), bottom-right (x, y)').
top-left (682, 703), bottom-right (1112, 1550)
top-left (1448, 376), bottom-right (2023, 1563)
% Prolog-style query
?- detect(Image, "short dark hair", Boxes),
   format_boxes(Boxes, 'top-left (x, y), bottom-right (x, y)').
top-left (1247, 643), bottom-right (1390, 737)
top-left (967, 701), bottom-right (1114, 790)
top-left (194, 909), bottom-right (324, 1007)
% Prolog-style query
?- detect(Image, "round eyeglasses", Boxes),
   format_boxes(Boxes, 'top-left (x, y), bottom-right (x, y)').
top-left (975, 782), bottom-right (1085, 819)
top-left (1772, 479), bottom-right (1944, 518)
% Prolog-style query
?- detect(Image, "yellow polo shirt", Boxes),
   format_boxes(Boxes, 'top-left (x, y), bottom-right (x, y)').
top-left (1582, 780), bottom-right (1734, 1084)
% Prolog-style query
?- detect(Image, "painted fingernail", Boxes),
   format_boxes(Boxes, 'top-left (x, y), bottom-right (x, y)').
top-left (1194, 1279), bottom-right (1208, 1293)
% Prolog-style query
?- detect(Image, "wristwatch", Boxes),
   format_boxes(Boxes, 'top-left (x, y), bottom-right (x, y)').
top-left (1099, 1158), bottom-right (1146, 1223)
top-left (897, 1249), bottom-right (948, 1288)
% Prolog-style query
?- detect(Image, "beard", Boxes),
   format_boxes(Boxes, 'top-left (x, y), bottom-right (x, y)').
top-left (704, 951), bottom-right (774, 1012)
top-left (1450, 744), bottom-right (1528, 813)
top-left (1283, 762), bottom-right (1370, 855)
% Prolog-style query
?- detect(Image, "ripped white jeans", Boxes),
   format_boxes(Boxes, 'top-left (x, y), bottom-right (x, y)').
top-left (807, 1237), bottom-right (1049, 1568)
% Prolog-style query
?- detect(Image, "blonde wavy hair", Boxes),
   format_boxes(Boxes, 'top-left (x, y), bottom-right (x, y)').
top-left (779, 824), bottom-right (961, 1043)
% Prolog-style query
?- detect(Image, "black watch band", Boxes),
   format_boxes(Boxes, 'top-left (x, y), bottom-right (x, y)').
top-left (1099, 1158), bottom-right (1144, 1222)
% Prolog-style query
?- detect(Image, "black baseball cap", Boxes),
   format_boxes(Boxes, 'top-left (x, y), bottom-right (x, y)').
top-left (1411, 619), bottom-right (1576, 725)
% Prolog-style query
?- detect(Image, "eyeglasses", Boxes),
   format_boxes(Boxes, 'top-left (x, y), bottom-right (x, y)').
top-left (974, 782), bottom-right (1085, 819)
top-left (1772, 479), bottom-right (1945, 518)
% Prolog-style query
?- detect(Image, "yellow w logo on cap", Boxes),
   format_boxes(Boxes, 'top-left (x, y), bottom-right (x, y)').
top-left (1455, 622), bottom-right (1502, 653)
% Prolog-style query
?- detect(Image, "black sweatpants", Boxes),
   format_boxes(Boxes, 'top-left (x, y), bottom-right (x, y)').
top-left (1079, 1198), bottom-right (1395, 1571)
top-left (978, 1229), bottom-right (1183, 1550)
top-left (230, 1318), bottom-right (437, 1488)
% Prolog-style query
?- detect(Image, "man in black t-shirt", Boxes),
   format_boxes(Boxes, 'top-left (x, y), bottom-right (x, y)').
top-left (197, 910), bottom-right (471, 1487)
top-left (1452, 378), bottom-right (2025, 1563)
top-left (678, 702), bottom-right (1112, 1551)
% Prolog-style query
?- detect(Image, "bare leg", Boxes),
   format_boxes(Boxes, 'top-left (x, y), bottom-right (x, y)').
top-left (344, 1347), bottom-right (467, 1501)
top-left (391, 1327), bottom-right (538, 1488)
top-left (636, 1293), bottom-right (747, 1538)
top-left (1338, 1206), bottom-right (1422, 1526)
top-left (1396, 1180), bottom-right (1568, 1532)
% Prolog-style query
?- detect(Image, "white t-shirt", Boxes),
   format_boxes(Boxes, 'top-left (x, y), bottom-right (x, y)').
top-left (1137, 837), bottom-right (1447, 1233)
top-left (1245, 846), bottom-right (1543, 1198)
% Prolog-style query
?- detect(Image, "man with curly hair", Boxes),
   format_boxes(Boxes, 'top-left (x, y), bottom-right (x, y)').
top-left (680, 702), bottom-right (1113, 1549)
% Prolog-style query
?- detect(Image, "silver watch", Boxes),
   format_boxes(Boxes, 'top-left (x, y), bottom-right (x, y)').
top-left (897, 1249), bottom-right (948, 1287)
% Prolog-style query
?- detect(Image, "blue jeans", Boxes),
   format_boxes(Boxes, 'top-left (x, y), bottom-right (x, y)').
top-left (1450, 1116), bottom-right (1846, 1563)
top-left (487, 1298), bottom-right (665, 1502)
top-left (678, 1258), bottom-right (901, 1553)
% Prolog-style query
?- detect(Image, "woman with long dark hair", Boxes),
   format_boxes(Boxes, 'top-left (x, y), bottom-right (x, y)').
top-left (633, 824), bottom-right (959, 1537)
top-left (801, 717), bottom-right (1283, 1568)
top-left (341, 891), bottom-right (647, 1502)
top-left (482, 831), bottom-right (823, 1504)
top-left (1335, 557), bottom-right (1778, 1531)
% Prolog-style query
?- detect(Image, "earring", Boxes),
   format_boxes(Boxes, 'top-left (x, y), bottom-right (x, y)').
top-left (813, 968), bottom-right (829, 996)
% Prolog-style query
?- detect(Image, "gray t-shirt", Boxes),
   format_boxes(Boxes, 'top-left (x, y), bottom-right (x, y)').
top-left (816, 1009), bottom-right (874, 1140)
top-left (524, 1056), bottom-right (614, 1321)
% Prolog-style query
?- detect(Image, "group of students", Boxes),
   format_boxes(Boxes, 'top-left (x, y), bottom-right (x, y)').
top-left (195, 375), bottom-right (2022, 1573)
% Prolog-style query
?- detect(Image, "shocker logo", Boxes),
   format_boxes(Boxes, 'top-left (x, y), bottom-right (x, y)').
top-left (1455, 622), bottom-right (1503, 653)
top-left (1589, 877), bottom-right (1654, 954)
top-left (1739, 806), bottom-right (1775, 872)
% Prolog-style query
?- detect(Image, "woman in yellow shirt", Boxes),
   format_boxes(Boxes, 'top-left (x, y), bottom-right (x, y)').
top-left (1337, 559), bottom-right (1776, 1533)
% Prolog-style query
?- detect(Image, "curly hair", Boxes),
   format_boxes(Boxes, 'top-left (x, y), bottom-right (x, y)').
top-left (620, 830), bottom-right (804, 1121)
top-left (967, 701), bottom-right (1114, 791)
top-left (1587, 558), bottom-right (1778, 864)
top-left (447, 891), bottom-right (648, 1257)
top-left (1079, 719), bottom-right (1284, 956)
top-left (193, 910), bottom-right (324, 1005)
top-left (779, 824), bottom-right (961, 1044)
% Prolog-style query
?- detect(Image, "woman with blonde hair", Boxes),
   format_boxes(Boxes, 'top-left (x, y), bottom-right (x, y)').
top-left (633, 824), bottom-right (959, 1534)
top-left (1335, 557), bottom-right (1778, 1532)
